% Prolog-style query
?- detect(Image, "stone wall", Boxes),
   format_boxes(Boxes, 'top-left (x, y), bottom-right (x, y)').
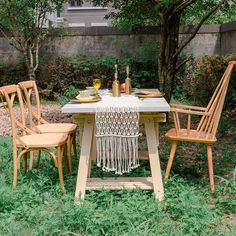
top-left (221, 21), bottom-right (236, 55)
top-left (1, 22), bottom-right (236, 65)
top-left (0, 37), bottom-right (21, 64)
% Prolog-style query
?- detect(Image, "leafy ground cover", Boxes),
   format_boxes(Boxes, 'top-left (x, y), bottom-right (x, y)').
top-left (0, 112), bottom-right (235, 236)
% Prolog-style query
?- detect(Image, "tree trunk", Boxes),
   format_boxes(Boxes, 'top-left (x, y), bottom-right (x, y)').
top-left (23, 39), bottom-right (39, 81)
top-left (158, 12), bottom-right (180, 103)
top-left (28, 66), bottom-right (36, 80)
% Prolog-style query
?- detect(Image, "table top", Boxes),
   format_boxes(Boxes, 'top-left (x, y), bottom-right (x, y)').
top-left (62, 89), bottom-right (170, 113)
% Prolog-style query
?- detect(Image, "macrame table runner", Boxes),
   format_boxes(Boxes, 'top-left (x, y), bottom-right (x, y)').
top-left (95, 95), bottom-right (141, 174)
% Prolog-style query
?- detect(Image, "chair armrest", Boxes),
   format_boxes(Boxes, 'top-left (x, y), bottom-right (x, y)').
top-left (171, 103), bottom-right (206, 111)
top-left (171, 107), bottom-right (210, 116)
top-left (171, 107), bottom-right (210, 133)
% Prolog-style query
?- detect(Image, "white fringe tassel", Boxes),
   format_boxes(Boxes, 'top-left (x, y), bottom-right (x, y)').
top-left (95, 106), bottom-right (139, 175)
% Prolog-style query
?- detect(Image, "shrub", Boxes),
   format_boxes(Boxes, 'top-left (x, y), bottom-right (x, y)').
top-left (1, 46), bottom-right (235, 111)
top-left (174, 55), bottom-right (236, 110)
top-left (0, 42), bottom-right (159, 99)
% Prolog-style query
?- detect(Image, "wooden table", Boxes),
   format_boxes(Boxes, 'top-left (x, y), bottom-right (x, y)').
top-left (62, 90), bottom-right (170, 202)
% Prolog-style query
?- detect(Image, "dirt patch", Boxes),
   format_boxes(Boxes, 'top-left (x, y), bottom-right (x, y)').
top-left (0, 104), bottom-right (73, 136)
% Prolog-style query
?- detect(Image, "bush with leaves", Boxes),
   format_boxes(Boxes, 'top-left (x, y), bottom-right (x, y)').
top-left (176, 55), bottom-right (236, 109)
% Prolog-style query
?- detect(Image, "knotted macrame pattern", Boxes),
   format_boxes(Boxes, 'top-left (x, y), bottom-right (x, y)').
top-left (95, 96), bottom-right (140, 174)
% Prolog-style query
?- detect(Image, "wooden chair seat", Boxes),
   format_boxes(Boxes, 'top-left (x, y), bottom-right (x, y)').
top-left (35, 123), bottom-right (77, 134)
top-left (165, 128), bottom-right (216, 144)
top-left (17, 133), bottom-right (67, 148)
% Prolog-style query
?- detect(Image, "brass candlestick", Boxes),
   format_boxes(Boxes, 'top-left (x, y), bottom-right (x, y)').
top-left (112, 64), bottom-right (120, 97)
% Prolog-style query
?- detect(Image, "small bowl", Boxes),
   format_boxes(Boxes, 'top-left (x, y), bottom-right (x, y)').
top-left (86, 87), bottom-right (96, 95)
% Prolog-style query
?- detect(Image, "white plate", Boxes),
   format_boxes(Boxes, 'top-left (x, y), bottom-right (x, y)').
top-left (75, 95), bottom-right (96, 101)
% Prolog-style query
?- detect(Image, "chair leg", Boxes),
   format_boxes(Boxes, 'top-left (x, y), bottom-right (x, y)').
top-left (164, 141), bottom-right (177, 180)
top-left (67, 136), bottom-right (72, 173)
top-left (206, 145), bottom-right (215, 192)
top-left (72, 132), bottom-right (77, 159)
top-left (36, 150), bottom-right (41, 168)
top-left (64, 142), bottom-right (70, 174)
top-left (23, 154), bottom-right (28, 175)
top-left (29, 151), bottom-right (34, 171)
top-left (57, 145), bottom-right (65, 190)
top-left (13, 148), bottom-right (18, 187)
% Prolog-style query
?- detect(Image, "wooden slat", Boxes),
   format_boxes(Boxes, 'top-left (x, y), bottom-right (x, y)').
top-left (138, 151), bottom-right (149, 160)
top-left (171, 107), bottom-right (210, 116)
top-left (86, 177), bottom-right (153, 190)
top-left (171, 103), bottom-right (206, 111)
top-left (140, 113), bottom-right (166, 123)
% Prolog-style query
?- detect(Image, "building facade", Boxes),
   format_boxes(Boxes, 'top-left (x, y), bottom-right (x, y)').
top-left (59, 1), bottom-right (111, 27)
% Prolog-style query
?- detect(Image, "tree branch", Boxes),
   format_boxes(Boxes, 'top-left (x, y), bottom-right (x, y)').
top-left (0, 26), bottom-right (25, 52)
top-left (33, 39), bottom-right (39, 72)
top-left (175, 56), bottom-right (191, 72)
top-left (173, 0), bottom-right (197, 14)
top-left (174, 0), bottom-right (227, 59)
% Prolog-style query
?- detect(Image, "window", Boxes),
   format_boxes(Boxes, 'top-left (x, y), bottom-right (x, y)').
top-left (91, 22), bottom-right (108, 27)
top-left (69, 1), bottom-right (82, 7)
top-left (68, 22), bottom-right (85, 27)
top-left (68, 1), bottom-right (107, 10)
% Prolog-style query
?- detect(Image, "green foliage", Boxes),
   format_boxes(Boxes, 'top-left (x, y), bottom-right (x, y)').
top-left (0, 0), bottom-right (68, 80)
top-left (173, 55), bottom-right (236, 109)
top-left (1, 51), bottom-right (236, 111)
top-left (193, 55), bottom-right (236, 108)
top-left (182, 0), bottom-right (236, 24)
top-left (58, 85), bottom-right (80, 105)
top-left (35, 42), bottom-right (159, 99)
top-left (93, 0), bottom-right (235, 101)
top-left (93, 0), bottom-right (236, 30)
top-left (0, 61), bottom-right (27, 86)
top-left (172, 85), bottom-right (191, 104)
top-left (0, 0), bottom-right (66, 35)
top-left (0, 41), bottom-right (159, 100)
top-left (0, 59), bottom-right (5, 68)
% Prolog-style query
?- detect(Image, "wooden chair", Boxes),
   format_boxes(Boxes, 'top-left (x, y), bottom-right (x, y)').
top-left (0, 85), bottom-right (68, 188)
top-left (165, 61), bottom-right (236, 192)
top-left (18, 80), bottom-right (77, 173)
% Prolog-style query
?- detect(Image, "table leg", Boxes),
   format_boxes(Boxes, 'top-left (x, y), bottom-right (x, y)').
top-left (144, 117), bottom-right (164, 201)
top-left (87, 127), bottom-right (96, 177)
top-left (75, 116), bottom-right (94, 203)
top-left (155, 120), bottom-right (160, 147)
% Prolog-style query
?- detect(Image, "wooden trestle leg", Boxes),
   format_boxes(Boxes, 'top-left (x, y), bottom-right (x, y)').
top-left (144, 117), bottom-right (164, 201)
top-left (75, 116), bottom-right (94, 204)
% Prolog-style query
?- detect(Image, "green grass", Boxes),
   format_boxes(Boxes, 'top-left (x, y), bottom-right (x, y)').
top-left (0, 114), bottom-right (235, 236)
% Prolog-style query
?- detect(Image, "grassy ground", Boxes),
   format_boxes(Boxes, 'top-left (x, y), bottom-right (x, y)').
top-left (0, 113), bottom-right (235, 236)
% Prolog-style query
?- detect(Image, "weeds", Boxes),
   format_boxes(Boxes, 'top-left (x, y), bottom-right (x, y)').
top-left (0, 115), bottom-right (235, 235)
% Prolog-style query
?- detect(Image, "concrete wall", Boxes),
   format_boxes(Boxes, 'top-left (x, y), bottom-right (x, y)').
top-left (221, 21), bottom-right (236, 55)
top-left (1, 22), bottom-right (236, 65)
top-left (0, 37), bottom-right (21, 64)
top-left (40, 25), bottom-right (221, 60)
